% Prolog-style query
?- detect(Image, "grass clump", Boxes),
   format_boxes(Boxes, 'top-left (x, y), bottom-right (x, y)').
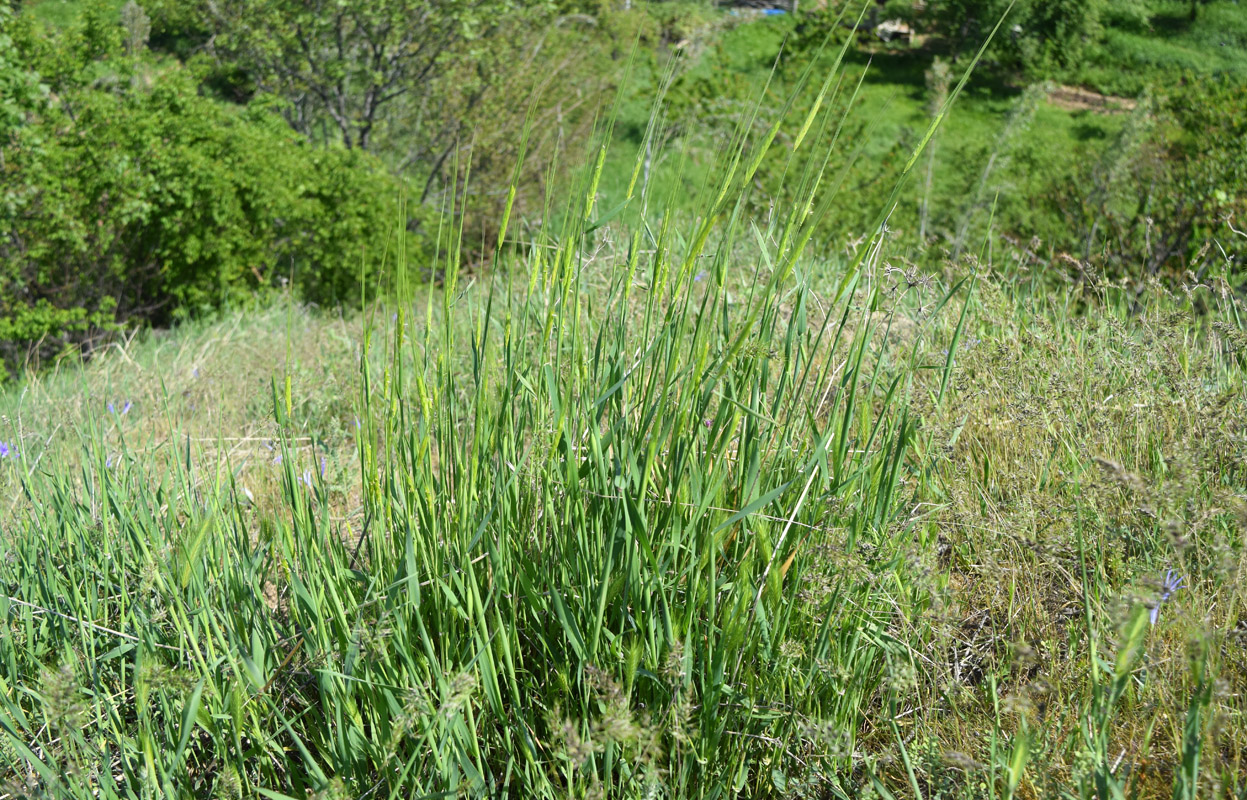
top-left (0, 37), bottom-right (947, 792)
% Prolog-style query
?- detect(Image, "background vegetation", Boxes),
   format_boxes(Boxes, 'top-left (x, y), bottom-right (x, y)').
top-left (3, 0), bottom-right (1245, 377)
top-left (0, 0), bottom-right (1245, 798)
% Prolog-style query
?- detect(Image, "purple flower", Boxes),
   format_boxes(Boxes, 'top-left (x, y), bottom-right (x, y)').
top-left (319, 456), bottom-right (327, 477)
top-left (298, 468), bottom-right (313, 488)
top-left (1149, 569), bottom-right (1183, 626)
top-left (105, 454), bottom-right (114, 468)
top-left (0, 441), bottom-right (16, 460)
top-left (694, 271), bottom-right (708, 283)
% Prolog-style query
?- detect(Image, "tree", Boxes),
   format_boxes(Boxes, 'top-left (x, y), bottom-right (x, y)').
top-left (925, 0), bottom-right (1015, 63)
top-left (169, 0), bottom-right (547, 151)
top-left (925, 0), bottom-right (1116, 73)
top-left (152, 0), bottom-right (616, 263)
top-left (1040, 73), bottom-right (1247, 278)
top-left (1188, 0), bottom-right (1214, 20)
top-left (1155, 72), bottom-right (1247, 272)
top-left (1022, 0), bottom-right (1107, 70)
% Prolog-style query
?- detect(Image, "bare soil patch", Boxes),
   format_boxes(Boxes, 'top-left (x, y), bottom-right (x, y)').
top-left (1048, 85), bottom-right (1138, 113)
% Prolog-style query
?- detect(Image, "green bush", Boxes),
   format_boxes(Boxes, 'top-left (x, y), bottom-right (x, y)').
top-left (0, 5), bottom-right (412, 377)
top-left (1038, 71), bottom-right (1247, 280)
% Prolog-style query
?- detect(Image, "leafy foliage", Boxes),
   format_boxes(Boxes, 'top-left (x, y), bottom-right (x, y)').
top-left (1038, 71), bottom-right (1247, 280)
top-left (0, 6), bottom-right (410, 376)
top-left (1164, 71), bottom-right (1247, 238)
top-left (152, 0), bottom-right (548, 151)
top-left (0, 7), bottom-right (46, 139)
top-left (156, 0), bottom-right (619, 253)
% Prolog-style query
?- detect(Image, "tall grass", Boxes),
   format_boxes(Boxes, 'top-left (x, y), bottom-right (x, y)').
top-left (2, 19), bottom-right (1246, 800)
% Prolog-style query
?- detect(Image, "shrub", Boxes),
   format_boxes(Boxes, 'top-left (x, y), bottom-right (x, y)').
top-left (1040, 71), bottom-right (1247, 280)
top-left (0, 6), bottom-right (412, 376)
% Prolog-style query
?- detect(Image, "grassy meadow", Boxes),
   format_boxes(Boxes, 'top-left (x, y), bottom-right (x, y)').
top-left (3, 2), bottom-right (1247, 799)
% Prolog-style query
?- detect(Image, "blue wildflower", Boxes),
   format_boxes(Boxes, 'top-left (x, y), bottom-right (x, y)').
top-left (0, 441), bottom-right (16, 460)
top-left (1149, 569), bottom-right (1183, 626)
